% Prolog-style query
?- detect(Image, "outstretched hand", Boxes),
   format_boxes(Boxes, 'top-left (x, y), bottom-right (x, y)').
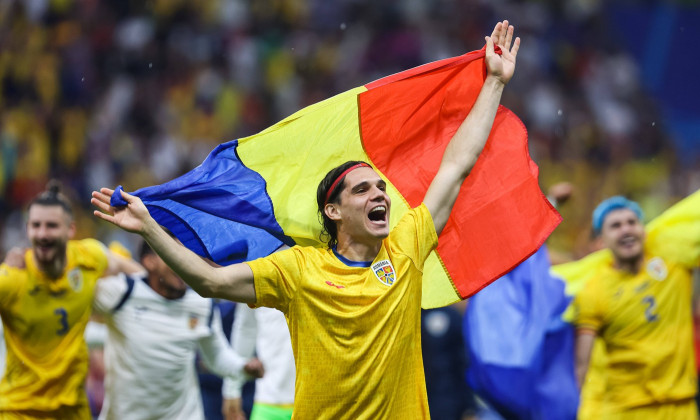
top-left (485, 19), bottom-right (520, 85)
top-left (91, 188), bottom-right (152, 234)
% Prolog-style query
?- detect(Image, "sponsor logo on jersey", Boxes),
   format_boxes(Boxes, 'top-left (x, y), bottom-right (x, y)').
top-left (646, 257), bottom-right (668, 281)
top-left (68, 269), bottom-right (83, 292)
top-left (371, 259), bottom-right (396, 287)
top-left (325, 281), bottom-right (345, 289)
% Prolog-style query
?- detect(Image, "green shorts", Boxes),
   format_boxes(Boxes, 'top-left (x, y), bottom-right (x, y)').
top-left (250, 402), bottom-right (294, 420)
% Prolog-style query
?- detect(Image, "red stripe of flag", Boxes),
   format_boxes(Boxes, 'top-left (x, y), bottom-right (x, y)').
top-left (359, 48), bottom-right (561, 298)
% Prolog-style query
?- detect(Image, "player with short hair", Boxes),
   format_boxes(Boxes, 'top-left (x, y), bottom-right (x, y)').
top-left (91, 20), bottom-right (520, 419)
top-left (574, 196), bottom-right (699, 419)
top-left (0, 182), bottom-right (143, 419)
top-left (92, 237), bottom-right (264, 420)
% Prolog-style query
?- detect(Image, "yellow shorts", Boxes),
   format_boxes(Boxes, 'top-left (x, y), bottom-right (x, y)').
top-left (0, 403), bottom-right (91, 420)
top-left (602, 398), bottom-right (698, 420)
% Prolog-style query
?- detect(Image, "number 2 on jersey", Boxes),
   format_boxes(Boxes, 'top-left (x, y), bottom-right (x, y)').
top-left (54, 308), bottom-right (69, 335)
top-left (641, 296), bottom-right (659, 322)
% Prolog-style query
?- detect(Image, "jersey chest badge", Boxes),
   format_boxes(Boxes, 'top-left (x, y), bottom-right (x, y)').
top-left (372, 259), bottom-right (396, 287)
top-left (189, 315), bottom-right (199, 329)
top-left (68, 269), bottom-right (83, 292)
top-left (646, 257), bottom-right (668, 281)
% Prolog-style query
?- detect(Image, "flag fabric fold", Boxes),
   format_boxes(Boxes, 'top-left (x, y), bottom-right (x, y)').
top-left (464, 245), bottom-right (579, 420)
top-left (111, 47), bottom-right (561, 308)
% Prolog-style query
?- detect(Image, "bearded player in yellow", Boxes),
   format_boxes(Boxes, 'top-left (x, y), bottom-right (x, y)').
top-left (0, 184), bottom-right (143, 420)
top-left (573, 195), bottom-right (699, 420)
top-left (90, 20), bottom-right (520, 419)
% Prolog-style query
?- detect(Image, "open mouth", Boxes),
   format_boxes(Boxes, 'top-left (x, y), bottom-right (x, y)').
top-left (619, 236), bottom-right (637, 246)
top-left (368, 205), bottom-right (387, 223)
top-left (35, 242), bottom-right (56, 255)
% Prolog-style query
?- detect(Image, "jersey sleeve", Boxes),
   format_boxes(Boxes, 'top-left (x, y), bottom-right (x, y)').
top-left (573, 279), bottom-right (605, 332)
top-left (74, 238), bottom-right (110, 277)
top-left (0, 264), bottom-right (19, 310)
top-left (245, 247), bottom-right (302, 313)
top-left (198, 306), bottom-right (247, 380)
top-left (93, 274), bottom-right (134, 315)
top-left (390, 203), bottom-right (438, 269)
top-left (222, 304), bottom-right (259, 399)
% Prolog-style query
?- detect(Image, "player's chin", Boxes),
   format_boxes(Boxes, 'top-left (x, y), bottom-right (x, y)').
top-left (370, 227), bottom-right (390, 240)
top-left (615, 247), bottom-right (643, 263)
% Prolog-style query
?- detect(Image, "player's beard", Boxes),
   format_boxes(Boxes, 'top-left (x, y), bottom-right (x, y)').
top-left (33, 240), bottom-right (68, 276)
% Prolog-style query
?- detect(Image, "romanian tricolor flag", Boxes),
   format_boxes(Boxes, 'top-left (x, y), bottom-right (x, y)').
top-left (111, 47), bottom-right (561, 308)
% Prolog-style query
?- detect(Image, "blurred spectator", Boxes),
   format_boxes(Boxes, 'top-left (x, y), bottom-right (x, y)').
top-left (422, 304), bottom-right (478, 420)
top-left (1, 1), bottom-right (698, 263)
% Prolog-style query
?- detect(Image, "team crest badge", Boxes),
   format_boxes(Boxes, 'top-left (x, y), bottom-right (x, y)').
top-left (189, 315), bottom-right (199, 329)
top-left (646, 257), bottom-right (668, 281)
top-left (371, 259), bottom-right (396, 287)
top-left (67, 269), bottom-right (83, 292)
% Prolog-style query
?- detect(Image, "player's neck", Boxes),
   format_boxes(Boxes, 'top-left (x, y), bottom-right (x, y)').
top-left (613, 255), bottom-right (644, 275)
top-left (335, 237), bottom-right (381, 262)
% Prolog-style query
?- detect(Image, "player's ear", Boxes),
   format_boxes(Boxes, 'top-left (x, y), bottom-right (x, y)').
top-left (67, 221), bottom-right (76, 239)
top-left (325, 203), bottom-right (341, 221)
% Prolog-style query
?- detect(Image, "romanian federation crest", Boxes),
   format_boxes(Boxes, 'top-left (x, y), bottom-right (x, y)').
top-left (371, 259), bottom-right (396, 287)
top-left (67, 269), bottom-right (83, 292)
top-left (646, 257), bottom-right (668, 281)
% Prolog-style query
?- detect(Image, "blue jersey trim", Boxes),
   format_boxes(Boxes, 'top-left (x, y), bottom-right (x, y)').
top-left (112, 275), bottom-right (136, 313)
top-left (207, 301), bottom-right (216, 327)
top-left (332, 246), bottom-right (372, 267)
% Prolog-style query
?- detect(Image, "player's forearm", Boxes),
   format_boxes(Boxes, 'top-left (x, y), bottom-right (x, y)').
top-left (105, 252), bottom-right (145, 277)
top-left (424, 76), bottom-right (505, 233)
top-left (200, 336), bottom-right (247, 379)
top-left (442, 75), bottom-right (504, 178)
top-left (140, 218), bottom-right (222, 296)
top-left (574, 330), bottom-right (596, 390)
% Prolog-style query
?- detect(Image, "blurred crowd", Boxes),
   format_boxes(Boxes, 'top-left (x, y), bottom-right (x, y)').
top-left (1, 0), bottom-right (698, 258)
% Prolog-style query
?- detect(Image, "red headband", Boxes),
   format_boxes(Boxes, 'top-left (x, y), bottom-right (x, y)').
top-left (324, 163), bottom-right (371, 205)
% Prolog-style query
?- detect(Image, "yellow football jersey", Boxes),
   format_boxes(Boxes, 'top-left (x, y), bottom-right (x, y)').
top-left (0, 239), bottom-right (108, 412)
top-left (573, 240), bottom-right (697, 411)
top-left (248, 204), bottom-right (437, 419)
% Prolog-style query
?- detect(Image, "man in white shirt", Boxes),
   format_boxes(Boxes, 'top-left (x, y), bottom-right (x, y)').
top-left (223, 304), bottom-right (295, 420)
top-left (92, 237), bottom-right (264, 420)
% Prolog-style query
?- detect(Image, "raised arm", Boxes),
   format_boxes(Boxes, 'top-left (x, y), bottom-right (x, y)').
top-left (104, 251), bottom-right (145, 277)
top-left (574, 329), bottom-right (597, 390)
top-left (91, 188), bottom-right (257, 303)
top-left (423, 20), bottom-right (520, 235)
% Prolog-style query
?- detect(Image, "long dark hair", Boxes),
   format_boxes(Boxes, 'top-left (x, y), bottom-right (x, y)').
top-left (316, 161), bottom-right (370, 248)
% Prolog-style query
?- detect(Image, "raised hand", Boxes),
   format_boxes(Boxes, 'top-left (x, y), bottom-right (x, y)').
top-left (485, 20), bottom-right (520, 85)
top-left (91, 188), bottom-right (153, 234)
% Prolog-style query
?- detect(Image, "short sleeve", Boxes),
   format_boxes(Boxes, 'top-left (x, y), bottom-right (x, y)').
top-left (573, 279), bottom-right (605, 332)
top-left (246, 247), bottom-right (302, 313)
top-left (0, 264), bottom-right (20, 310)
top-left (73, 238), bottom-right (110, 276)
top-left (93, 274), bottom-right (133, 315)
top-left (389, 204), bottom-right (438, 269)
